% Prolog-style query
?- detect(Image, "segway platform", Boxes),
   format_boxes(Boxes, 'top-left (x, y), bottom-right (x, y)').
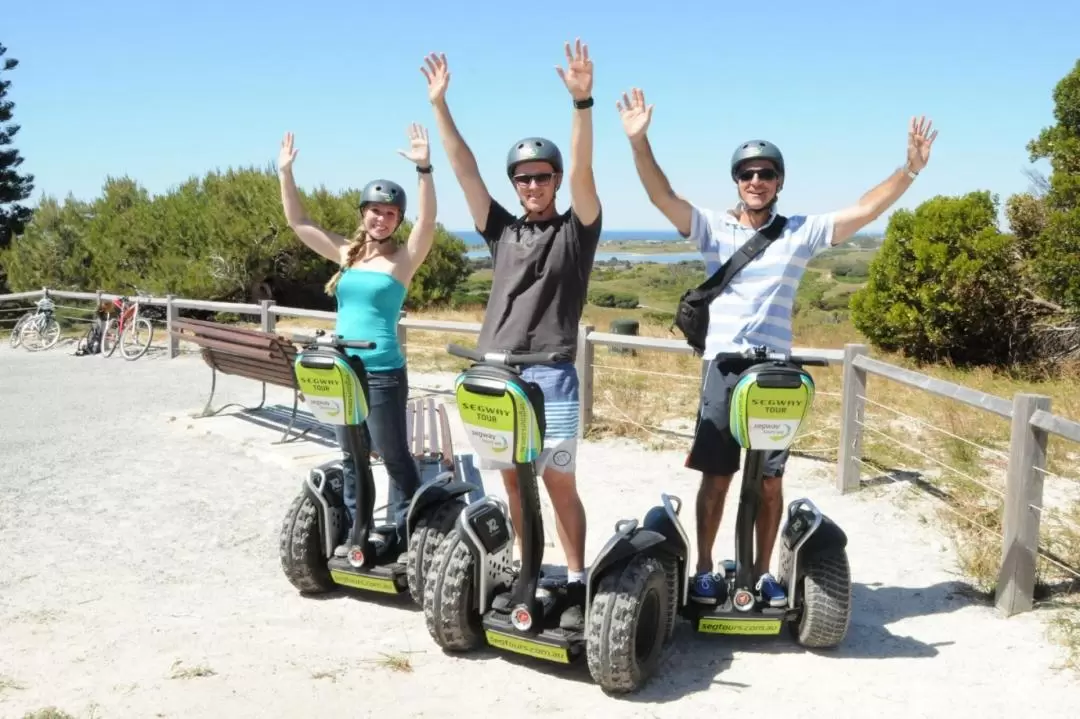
top-left (326, 556), bottom-right (407, 595)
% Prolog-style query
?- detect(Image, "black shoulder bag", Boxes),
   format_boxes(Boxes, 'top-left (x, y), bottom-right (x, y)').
top-left (673, 215), bottom-right (788, 355)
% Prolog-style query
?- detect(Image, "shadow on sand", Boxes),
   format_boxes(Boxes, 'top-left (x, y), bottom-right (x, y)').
top-left (420, 579), bottom-right (980, 699)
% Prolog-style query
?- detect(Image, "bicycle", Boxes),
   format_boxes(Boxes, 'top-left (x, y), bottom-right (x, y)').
top-left (17, 292), bottom-right (61, 352)
top-left (101, 289), bottom-right (154, 360)
top-left (9, 310), bottom-right (34, 349)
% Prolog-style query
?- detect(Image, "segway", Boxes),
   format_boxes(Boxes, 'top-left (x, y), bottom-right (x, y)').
top-left (658, 346), bottom-right (852, 647)
top-left (421, 343), bottom-right (681, 695)
top-left (278, 330), bottom-right (479, 605)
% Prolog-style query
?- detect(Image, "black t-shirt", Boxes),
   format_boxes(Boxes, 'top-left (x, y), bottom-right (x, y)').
top-left (476, 198), bottom-right (602, 362)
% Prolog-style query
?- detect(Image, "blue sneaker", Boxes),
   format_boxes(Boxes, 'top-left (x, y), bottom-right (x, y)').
top-left (690, 571), bottom-right (724, 605)
top-left (756, 572), bottom-right (787, 607)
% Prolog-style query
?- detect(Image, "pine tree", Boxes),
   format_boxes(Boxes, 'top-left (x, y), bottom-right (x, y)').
top-left (0, 42), bottom-right (35, 251)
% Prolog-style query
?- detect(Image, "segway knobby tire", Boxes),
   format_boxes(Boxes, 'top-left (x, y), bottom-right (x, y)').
top-left (423, 525), bottom-right (483, 651)
top-left (586, 553), bottom-right (671, 695)
top-left (279, 491), bottom-right (335, 594)
top-left (406, 500), bottom-right (466, 604)
top-left (789, 548), bottom-right (852, 648)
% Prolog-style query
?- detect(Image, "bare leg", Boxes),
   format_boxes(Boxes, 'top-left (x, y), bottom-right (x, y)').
top-left (500, 468), bottom-right (523, 557)
top-left (754, 476), bottom-right (784, 576)
top-left (695, 473), bottom-right (734, 574)
top-left (541, 466), bottom-right (586, 573)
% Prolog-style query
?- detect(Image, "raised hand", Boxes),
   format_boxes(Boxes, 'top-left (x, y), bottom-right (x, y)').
top-left (421, 53), bottom-right (450, 104)
top-left (396, 123), bottom-right (431, 167)
top-left (616, 88), bottom-right (653, 140)
top-left (555, 38), bottom-right (593, 101)
top-left (278, 132), bottom-right (298, 172)
top-left (906, 115), bottom-right (938, 173)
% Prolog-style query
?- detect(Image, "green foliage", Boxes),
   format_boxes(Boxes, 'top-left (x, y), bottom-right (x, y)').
top-left (0, 43), bottom-right (35, 290)
top-left (850, 191), bottom-right (1027, 366)
top-left (0, 167), bottom-right (470, 310)
top-left (588, 288), bottom-right (639, 309)
top-left (1025, 59), bottom-right (1080, 312)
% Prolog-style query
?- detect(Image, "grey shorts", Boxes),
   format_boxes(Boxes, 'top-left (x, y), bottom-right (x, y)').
top-left (685, 358), bottom-right (789, 478)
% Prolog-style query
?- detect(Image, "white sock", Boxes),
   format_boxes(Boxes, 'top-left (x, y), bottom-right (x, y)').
top-left (567, 569), bottom-right (586, 584)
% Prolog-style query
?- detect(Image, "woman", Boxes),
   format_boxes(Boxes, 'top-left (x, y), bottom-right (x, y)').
top-left (277, 123), bottom-right (437, 559)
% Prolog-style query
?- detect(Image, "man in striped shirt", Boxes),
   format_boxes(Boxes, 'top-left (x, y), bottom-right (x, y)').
top-left (617, 87), bottom-right (937, 606)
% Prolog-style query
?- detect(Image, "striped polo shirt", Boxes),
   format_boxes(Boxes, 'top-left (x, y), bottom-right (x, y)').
top-left (685, 203), bottom-right (836, 360)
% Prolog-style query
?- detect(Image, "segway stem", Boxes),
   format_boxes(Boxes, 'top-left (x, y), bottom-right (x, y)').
top-left (343, 423), bottom-right (376, 562)
top-left (509, 459), bottom-right (544, 625)
top-left (734, 449), bottom-right (766, 590)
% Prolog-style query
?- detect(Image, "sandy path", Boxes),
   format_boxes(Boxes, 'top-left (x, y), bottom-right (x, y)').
top-left (1, 342), bottom-right (1078, 718)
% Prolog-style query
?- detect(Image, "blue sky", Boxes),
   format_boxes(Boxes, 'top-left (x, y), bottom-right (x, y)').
top-left (5, 0), bottom-right (1078, 233)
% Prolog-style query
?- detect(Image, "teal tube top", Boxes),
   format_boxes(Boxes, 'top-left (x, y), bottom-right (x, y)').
top-left (333, 268), bottom-right (407, 371)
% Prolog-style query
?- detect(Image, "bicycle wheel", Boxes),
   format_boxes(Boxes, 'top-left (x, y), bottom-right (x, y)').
top-left (37, 317), bottom-right (61, 350)
top-left (119, 317), bottom-right (154, 360)
top-left (9, 312), bottom-right (32, 349)
top-left (101, 318), bottom-right (120, 357)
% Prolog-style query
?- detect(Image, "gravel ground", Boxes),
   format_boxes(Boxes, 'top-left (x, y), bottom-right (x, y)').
top-left (1, 341), bottom-right (1079, 718)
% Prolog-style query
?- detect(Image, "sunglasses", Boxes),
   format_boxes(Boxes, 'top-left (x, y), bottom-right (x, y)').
top-left (513, 172), bottom-right (554, 187)
top-left (736, 168), bottom-right (779, 182)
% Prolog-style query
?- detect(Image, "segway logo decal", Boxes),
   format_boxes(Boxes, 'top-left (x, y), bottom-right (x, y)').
top-left (295, 354), bottom-right (369, 427)
top-left (484, 629), bottom-right (570, 663)
top-left (455, 376), bottom-right (541, 465)
top-left (697, 617), bottom-right (782, 635)
top-left (330, 569), bottom-right (400, 594)
top-left (552, 450), bottom-right (571, 467)
top-left (729, 371), bottom-right (815, 451)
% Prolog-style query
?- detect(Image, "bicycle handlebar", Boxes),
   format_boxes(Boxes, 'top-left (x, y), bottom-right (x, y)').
top-left (291, 330), bottom-right (375, 351)
top-left (447, 342), bottom-right (560, 367)
top-left (713, 346), bottom-right (830, 368)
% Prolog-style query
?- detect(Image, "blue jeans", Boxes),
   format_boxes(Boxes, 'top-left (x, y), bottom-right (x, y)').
top-left (334, 364), bottom-right (421, 548)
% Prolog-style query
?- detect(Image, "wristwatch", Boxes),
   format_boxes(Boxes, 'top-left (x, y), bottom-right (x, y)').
top-left (417, 165), bottom-right (433, 174)
top-left (574, 96), bottom-right (594, 110)
top-left (902, 162), bottom-right (919, 180)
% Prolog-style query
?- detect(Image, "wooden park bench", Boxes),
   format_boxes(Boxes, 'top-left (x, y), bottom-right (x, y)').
top-left (169, 318), bottom-right (483, 502)
top-left (169, 317), bottom-right (307, 443)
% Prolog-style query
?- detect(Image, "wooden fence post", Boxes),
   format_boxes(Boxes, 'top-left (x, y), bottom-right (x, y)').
top-left (837, 343), bottom-right (868, 493)
top-left (996, 392), bottom-right (1051, 617)
top-left (576, 324), bottom-right (594, 439)
top-left (166, 295), bottom-right (178, 358)
top-left (260, 300), bottom-right (276, 334)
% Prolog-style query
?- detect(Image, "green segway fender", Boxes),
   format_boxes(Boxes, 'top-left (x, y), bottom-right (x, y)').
top-left (294, 349), bottom-right (369, 426)
top-left (454, 369), bottom-right (543, 466)
top-left (728, 362), bottom-right (815, 451)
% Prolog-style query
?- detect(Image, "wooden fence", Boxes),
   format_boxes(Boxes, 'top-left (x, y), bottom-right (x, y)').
top-left (4, 286), bottom-right (1080, 618)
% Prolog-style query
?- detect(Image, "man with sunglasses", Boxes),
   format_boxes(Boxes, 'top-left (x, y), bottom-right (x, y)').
top-left (616, 86), bottom-right (937, 607)
top-left (421, 41), bottom-right (601, 631)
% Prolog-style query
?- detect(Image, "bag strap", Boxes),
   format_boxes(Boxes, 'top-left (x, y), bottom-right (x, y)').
top-left (695, 214), bottom-right (788, 296)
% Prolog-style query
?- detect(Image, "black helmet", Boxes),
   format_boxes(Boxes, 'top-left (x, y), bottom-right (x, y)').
top-left (506, 137), bottom-right (563, 178)
top-left (730, 140), bottom-right (785, 179)
top-left (359, 179), bottom-right (407, 217)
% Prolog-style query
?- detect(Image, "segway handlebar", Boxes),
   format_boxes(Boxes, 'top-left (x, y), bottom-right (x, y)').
top-left (713, 347), bottom-right (829, 367)
top-left (447, 342), bottom-right (560, 367)
top-left (290, 330), bottom-right (375, 351)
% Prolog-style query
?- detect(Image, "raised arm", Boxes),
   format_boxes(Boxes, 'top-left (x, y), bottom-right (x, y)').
top-left (617, 88), bottom-right (693, 237)
top-left (422, 53), bottom-right (494, 233)
top-left (395, 123), bottom-right (438, 281)
top-left (277, 132), bottom-right (346, 263)
top-left (831, 116), bottom-right (939, 246)
top-left (555, 39), bottom-right (600, 226)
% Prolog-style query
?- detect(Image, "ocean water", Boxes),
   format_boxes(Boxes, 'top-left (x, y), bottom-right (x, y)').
top-left (456, 229), bottom-right (701, 264)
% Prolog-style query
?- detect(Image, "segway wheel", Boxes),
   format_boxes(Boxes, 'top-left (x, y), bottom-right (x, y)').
top-left (423, 525), bottom-right (483, 651)
top-left (279, 491), bottom-right (335, 594)
top-left (406, 500), bottom-right (466, 605)
top-left (789, 549), bottom-right (852, 648)
top-left (586, 553), bottom-right (672, 695)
